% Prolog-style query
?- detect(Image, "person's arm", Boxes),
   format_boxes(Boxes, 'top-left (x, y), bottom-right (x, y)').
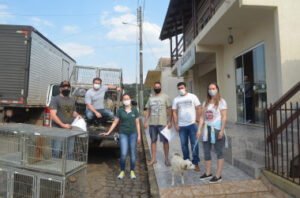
top-left (218, 109), bottom-right (227, 139)
top-left (50, 110), bottom-right (71, 129)
top-left (167, 106), bottom-right (172, 128)
top-left (108, 85), bottom-right (121, 91)
top-left (136, 118), bottom-right (141, 143)
top-left (87, 104), bottom-right (102, 118)
top-left (73, 111), bottom-right (82, 119)
top-left (173, 109), bottom-right (179, 132)
top-left (144, 108), bottom-right (150, 129)
top-left (100, 118), bottom-right (119, 136)
top-left (195, 105), bottom-right (202, 124)
top-left (196, 108), bottom-right (205, 138)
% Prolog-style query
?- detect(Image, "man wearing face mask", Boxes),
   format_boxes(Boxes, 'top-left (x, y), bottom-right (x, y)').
top-left (50, 81), bottom-right (81, 129)
top-left (85, 77), bottom-right (121, 124)
top-left (172, 82), bottom-right (202, 171)
top-left (144, 82), bottom-right (172, 166)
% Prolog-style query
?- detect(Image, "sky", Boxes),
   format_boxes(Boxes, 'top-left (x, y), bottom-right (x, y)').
top-left (0, 0), bottom-right (170, 84)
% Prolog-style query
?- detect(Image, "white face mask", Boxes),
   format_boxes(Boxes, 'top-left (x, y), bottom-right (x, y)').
top-left (208, 90), bottom-right (218, 96)
top-left (93, 84), bottom-right (101, 90)
top-left (179, 89), bottom-right (186, 96)
top-left (123, 100), bottom-right (131, 106)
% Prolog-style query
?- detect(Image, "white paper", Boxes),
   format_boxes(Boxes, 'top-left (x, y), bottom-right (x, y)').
top-left (160, 126), bottom-right (176, 142)
top-left (71, 117), bottom-right (87, 132)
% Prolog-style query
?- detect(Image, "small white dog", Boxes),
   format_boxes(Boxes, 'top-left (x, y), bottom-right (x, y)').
top-left (171, 153), bottom-right (195, 186)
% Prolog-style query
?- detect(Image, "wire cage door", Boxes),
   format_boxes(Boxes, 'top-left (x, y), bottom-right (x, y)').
top-left (12, 172), bottom-right (35, 198)
top-left (0, 168), bottom-right (9, 198)
top-left (38, 178), bottom-right (63, 198)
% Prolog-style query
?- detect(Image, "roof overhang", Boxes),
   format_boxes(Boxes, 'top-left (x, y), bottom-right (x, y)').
top-left (144, 70), bottom-right (162, 88)
top-left (159, 0), bottom-right (192, 40)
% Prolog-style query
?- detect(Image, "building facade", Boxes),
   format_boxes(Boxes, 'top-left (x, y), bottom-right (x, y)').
top-left (160, 0), bottom-right (300, 125)
top-left (145, 57), bottom-right (183, 100)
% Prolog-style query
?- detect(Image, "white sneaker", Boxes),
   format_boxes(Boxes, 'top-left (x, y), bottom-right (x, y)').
top-left (130, 171), bottom-right (136, 179)
top-left (117, 171), bottom-right (125, 179)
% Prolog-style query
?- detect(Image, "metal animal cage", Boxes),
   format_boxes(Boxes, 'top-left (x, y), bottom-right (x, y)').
top-left (0, 168), bottom-right (8, 198)
top-left (0, 124), bottom-right (88, 175)
top-left (0, 165), bottom-right (86, 198)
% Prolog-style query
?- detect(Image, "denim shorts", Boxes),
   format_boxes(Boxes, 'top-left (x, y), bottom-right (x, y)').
top-left (149, 125), bottom-right (168, 143)
top-left (203, 126), bottom-right (225, 161)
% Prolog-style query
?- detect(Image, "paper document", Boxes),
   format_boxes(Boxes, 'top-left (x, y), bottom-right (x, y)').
top-left (160, 126), bottom-right (176, 142)
top-left (71, 117), bottom-right (87, 132)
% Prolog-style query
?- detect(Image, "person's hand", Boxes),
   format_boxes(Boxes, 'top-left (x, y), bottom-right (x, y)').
top-left (77, 115), bottom-right (83, 119)
top-left (137, 135), bottom-right (141, 143)
top-left (144, 122), bottom-right (148, 129)
top-left (95, 112), bottom-right (102, 118)
top-left (175, 124), bottom-right (180, 132)
top-left (218, 131), bottom-right (224, 139)
top-left (100, 132), bottom-right (110, 136)
top-left (196, 129), bottom-right (201, 138)
top-left (117, 87), bottom-right (122, 92)
top-left (62, 124), bottom-right (72, 129)
top-left (167, 121), bottom-right (172, 129)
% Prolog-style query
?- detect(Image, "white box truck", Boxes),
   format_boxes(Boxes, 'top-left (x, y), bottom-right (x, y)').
top-left (0, 25), bottom-right (76, 125)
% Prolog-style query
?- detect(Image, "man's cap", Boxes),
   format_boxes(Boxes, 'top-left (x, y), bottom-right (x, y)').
top-left (60, 81), bottom-right (71, 87)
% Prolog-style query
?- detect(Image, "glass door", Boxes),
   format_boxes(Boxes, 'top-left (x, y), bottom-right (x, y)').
top-left (252, 45), bottom-right (267, 124)
top-left (235, 43), bottom-right (267, 125)
top-left (235, 56), bottom-right (245, 123)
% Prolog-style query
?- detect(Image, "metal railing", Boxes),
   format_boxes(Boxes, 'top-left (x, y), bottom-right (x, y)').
top-left (265, 81), bottom-right (300, 185)
top-left (170, 0), bottom-right (225, 67)
top-left (197, 0), bottom-right (224, 32)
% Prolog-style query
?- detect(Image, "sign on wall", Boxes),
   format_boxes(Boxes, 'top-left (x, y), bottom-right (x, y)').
top-left (176, 44), bottom-right (196, 76)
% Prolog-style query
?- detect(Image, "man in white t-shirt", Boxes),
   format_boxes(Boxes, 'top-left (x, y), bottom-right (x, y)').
top-left (172, 82), bottom-right (202, 171)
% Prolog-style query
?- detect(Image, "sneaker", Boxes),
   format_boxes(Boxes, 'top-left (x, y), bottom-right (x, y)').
top-left (130, 171), bottom-right (136, 179)
top-left (117, 171), bottom-right (125, 179)
top-left (194, 165), bottom-right (200, 172)
top-left (199, 173), bottom-right (213, 180)
top-left (209, 176), bottom-right (222, 183)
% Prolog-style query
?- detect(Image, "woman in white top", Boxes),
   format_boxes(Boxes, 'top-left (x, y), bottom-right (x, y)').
top-left (196, 82), bottom-right (227, 183)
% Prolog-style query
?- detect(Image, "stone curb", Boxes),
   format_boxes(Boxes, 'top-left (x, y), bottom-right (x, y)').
top-left (140, 119), bottom-right (160, 198)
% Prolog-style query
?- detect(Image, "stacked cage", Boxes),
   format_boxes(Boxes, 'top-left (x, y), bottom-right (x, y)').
top-left (0, 124), bottom-right (88, 198)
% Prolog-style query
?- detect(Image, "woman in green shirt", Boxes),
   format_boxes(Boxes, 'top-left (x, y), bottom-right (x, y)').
top-left (101, 94), bottom-right (141, 179)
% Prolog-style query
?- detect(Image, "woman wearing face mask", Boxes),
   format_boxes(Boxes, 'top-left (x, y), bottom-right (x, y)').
top-left (196, 82), bottom-right (227, 183)
top-left (101, 94), bottom-right (141, 179)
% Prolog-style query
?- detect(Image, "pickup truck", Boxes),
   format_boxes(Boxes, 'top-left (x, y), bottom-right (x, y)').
top-left (70, 65), bottom-right (123, 147)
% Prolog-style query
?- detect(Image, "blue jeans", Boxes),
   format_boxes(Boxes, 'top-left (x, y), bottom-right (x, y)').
top-left (86, 108), bottom-right (114, 122)
top-left (52, 137), bottom-right (75, 160)
top-left (179, 124), bottom-right (200, 166)
top-left (119, 133), bottom-right (138, 172)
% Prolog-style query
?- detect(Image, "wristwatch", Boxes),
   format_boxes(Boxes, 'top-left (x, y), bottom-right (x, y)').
top-left (195, 120), bottom-right (199, 123)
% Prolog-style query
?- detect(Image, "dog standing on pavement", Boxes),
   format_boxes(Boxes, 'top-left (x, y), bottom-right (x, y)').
top-left (171, 153), bottom-right (195, 186)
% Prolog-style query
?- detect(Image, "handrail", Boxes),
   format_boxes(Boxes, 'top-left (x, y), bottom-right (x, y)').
top-left (265, 80), bottom-right (300, 185)
top-left (268, 81), bottom-right (300, 114)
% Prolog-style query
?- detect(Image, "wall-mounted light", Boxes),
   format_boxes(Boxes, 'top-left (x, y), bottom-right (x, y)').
top-left (228, 27), bottom-right (233, 45)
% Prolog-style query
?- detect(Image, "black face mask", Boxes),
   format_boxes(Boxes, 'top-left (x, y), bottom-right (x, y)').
top-left (62, 89), bottom-right (70, 96)
top-left (154, 88), bottom-right (161, 94)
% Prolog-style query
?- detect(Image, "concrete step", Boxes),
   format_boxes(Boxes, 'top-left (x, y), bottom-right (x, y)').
top-left (246, 149), bottom-right (265, 165)
top-left (233, 158), bottom-right (264, 178)
top-left (159, 179), bottom-right (283, 198)
top-left (245, 137), bottom-right (265, 150)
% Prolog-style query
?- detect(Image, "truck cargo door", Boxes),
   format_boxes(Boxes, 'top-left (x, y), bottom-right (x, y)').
top-left (0, 26), bottom-right (29, 103)
top-left (62, 59), bottom-right (70, 81)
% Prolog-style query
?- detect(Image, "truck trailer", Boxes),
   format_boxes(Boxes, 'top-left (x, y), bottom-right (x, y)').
top-left (0, 25), bottom-right (76, 125)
